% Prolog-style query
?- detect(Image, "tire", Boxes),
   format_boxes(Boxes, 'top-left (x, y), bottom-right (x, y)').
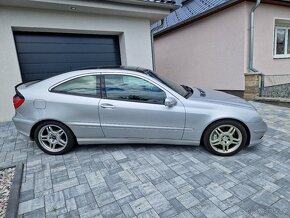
top-left (34, 121), bottom-right (76, 155)
top-left (203, 120), bottom-right (247, 156)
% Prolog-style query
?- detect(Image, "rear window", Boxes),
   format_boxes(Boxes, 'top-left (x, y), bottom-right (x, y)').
top-left (51, 75), bottom-right (100, 97)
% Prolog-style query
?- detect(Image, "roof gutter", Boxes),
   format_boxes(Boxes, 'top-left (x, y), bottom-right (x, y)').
top-left (249, 0), bottom-right (261, 72)
top-left (102, 0), bottom-right (179, 9)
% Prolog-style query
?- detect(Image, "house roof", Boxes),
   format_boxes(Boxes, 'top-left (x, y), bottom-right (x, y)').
top-left (153, 0), bottom-right (290, 36)
top-left (152, 0), bottom-right (232, 33)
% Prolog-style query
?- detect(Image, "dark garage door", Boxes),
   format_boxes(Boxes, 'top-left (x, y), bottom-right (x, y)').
top-left (14, 32), bottom-right (121, 82)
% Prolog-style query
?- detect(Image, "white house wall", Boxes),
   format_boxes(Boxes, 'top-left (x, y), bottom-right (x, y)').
top-left (253, 2), bottom-right (290, 75)
top-left (154, 2), bottom-right (248, 91)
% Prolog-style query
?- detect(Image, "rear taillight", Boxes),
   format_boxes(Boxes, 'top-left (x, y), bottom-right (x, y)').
top-left (13, 94), bottom-right (25, 109)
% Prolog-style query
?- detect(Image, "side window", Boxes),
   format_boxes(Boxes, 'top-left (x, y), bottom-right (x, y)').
top-left (52, 75), bottom-right (100, 97)
top-left (104, 74), bottom-right (166, 104)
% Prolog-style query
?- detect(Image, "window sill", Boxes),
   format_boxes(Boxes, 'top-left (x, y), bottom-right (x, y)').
top-left (273, 55), bottom-right (290, 59)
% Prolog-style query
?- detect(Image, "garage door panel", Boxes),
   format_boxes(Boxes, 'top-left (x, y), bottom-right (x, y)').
top-left (14, 32), bottom-right (121, 82)
top-left (16, 43), bottom-right (119, 54)
top-left (20, 62), bottom-right (119, 74)
top-left (21, 61), bottom-right (119, 81)
top-left (15, 34), bottom-right (117, 44)
top-left (18, 53), bottom-right (120, 64)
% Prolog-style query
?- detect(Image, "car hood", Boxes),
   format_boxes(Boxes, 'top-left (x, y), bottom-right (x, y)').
top-left (188, 87), bottom-right (255, 109)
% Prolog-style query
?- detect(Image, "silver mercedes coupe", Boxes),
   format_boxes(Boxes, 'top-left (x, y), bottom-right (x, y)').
top-left (13, 66), bottom-right (267, 156)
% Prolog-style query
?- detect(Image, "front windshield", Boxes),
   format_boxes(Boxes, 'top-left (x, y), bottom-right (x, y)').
top-left (146, 71), bottom-right (189, 97)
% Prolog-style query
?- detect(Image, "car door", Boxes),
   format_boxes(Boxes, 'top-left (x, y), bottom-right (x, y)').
top-left (48, 74), bottom-right (104, 140)
top-left (99, 73), bottom-right (186, 139)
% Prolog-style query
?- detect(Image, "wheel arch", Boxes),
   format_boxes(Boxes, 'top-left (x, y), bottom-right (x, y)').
top-left (200, 118), bottom-right (251, 146)
top-left (30, 119), bottom-right (76, 140)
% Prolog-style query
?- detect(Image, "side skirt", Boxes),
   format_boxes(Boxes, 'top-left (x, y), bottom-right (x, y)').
top-left (77, 138), bottom-right (200, 146)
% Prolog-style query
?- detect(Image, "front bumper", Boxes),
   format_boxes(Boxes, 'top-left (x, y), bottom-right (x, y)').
top-left (246, 120), bottom-right (267, 146)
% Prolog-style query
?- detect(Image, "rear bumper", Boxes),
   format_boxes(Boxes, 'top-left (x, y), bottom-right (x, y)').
top-left (246, 120), bottom-right (267, 147)
top-left (12, 114), bottom-right (34, 138)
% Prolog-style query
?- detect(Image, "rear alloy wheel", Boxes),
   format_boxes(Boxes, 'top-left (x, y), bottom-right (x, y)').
top-left (203, 120), bottom-right (247, 156)
top-left (34, 121), bottom-right (75, 155)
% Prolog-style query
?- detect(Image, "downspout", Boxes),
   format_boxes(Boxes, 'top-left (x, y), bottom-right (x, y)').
top-left (151, 20), bottom-right (164, 71)
top-left (249, 0), bottom-right (264, 96)
top-left (249, 0), bottom-right (261, 72)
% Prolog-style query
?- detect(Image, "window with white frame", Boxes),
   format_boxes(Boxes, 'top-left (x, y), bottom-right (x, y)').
top-left (274, 26), bottom-right (290, 57)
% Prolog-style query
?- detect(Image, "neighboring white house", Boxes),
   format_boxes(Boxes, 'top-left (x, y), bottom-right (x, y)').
top-left (0, 0), bottom-right (177, 122)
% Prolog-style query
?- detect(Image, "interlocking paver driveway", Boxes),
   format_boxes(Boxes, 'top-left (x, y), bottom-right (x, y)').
top-left (1, 102), bottom-right (290, 218)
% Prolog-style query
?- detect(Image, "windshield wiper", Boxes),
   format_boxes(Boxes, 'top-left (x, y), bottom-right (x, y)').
top-left (196, 88), bottom-right (206, 97)
top-left (182, 85), bottom-right (193, 98)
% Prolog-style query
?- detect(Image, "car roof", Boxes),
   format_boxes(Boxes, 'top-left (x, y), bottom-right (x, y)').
top-left (72, 65), bottom-right (152, 75)
top-left (28, 66), bottom-right (156, 90)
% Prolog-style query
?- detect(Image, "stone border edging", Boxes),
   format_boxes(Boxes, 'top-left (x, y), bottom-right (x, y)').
top-left (1, 163), bottom-right (24, 218)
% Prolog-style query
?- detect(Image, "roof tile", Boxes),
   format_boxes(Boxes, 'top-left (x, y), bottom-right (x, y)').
top-left (152, 0), bottom-right (231, 33)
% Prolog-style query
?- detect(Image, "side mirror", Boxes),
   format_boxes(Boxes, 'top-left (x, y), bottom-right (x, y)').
top-left (164, 97), bottom-right (177, 107)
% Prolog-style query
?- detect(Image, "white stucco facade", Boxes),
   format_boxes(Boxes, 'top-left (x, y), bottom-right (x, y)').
top-left (154, 2), bottom-right (248, 91)
top-left (0, 1), bottom-right (173, 122)
top-left (154, 1), bottom-right (290, 93)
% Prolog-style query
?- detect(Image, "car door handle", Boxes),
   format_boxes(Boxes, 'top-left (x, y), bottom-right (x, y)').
top-left (100, 103), bottom-right (116, 109)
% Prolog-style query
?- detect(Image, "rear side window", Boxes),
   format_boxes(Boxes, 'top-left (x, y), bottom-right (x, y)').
top-left (52, 75), bottom-right (100, 97)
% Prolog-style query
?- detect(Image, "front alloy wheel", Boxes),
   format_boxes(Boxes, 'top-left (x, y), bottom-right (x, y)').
top-left (34, 121), bottom-right (75, 155)
top-left (203, 120), bottom-right (247, 156)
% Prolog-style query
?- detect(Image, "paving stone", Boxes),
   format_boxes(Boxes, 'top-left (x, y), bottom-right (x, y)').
top-left (188, 207), bottom-right (207, 218)
top-left (155, 181), bottom-right (180, 200)
top-left (53, 177), bottom-right (79, 192)
top-left (46, 207), bottom-right (67, 217)
top-left (238, 198), bottom-right (283, 218)
top-left (272, 199), bottom-right (290, 216)
top-left (63, 183), bottom-right (91, 199)
top-left (196, 200), bottom-right (228, 218)
top-left (23, 208), bottom-right (46, 218)
top-left (138, 208), bottom-right (159, 218)
top-left (159, 207), bottom-right (178, 218)
top-left (175, 210), bottom-right (195, 218)
top-left (176, 192), bottom-right (199, 209)
top-left (230, 183), bottom-right (257, 200)
top-left (206, 182), bottom-right (232, 201)
top-left (145, 191), bottom-right (172, 214)
top-left (224, 205), bottom-right (249, 218)
top-left (58, 210), bottom-right (80, 218)
top-left (45, 191), bottom-right (66, 212)
top-left (117, 194), bottom-right (135, 206)
top-left (20, 189), bottom-right (35, 202)
top-left (100, 202), bottom-right (123, 218)
top-left (121, 203), bottom-right (135, 217)
top-left (85, 171), bottom-right (105, 188)
top-left (112, 150), bottom-right (127, 161)
top-left (94, 191), bottom-right (116, 207)
top-left (251, 190), bottom-right (280, 206)
top-left (112, 183), bottom-right (132, 200)
top-left (66, 198), bottom-right (77, 212)
top-left (192, 173), bottom-right (212, 186)
top-left (169, 198), bottom-right (187, 213)
top-left (80, 208), bottom-right (101, 218)
top-left (18, 197), bottom-right (45, 215)
top-left (35, 176), bottom-right (52, 194)
top-left (75, 192), bottom-right (96, 208)
top-left (250, 176), bottom-right (280, 193)
top-left (129, 197), bottom-right (152, 215)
